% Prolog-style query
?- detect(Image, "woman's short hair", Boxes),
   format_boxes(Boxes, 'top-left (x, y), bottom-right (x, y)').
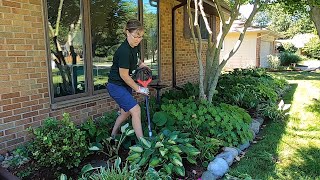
top-left (124, 19), bottom-right (144, 34)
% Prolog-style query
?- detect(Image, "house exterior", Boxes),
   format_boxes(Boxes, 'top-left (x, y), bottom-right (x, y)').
top-left (0, 0), bottom-right (224, 153)
top-left (221, 20), bottom-right (281, 69)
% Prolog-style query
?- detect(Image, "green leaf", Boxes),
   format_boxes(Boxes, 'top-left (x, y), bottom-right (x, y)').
top-left (81, 164), bottom-right (94, 174)
top-left (120, 123), bottom-right (129, 133)
top-left (88, 146), bottom-right (100, 151)
top-left (59, 174), bottom-right (67, 180)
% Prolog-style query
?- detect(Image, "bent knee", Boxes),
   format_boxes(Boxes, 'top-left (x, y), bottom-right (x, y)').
top-left (129, 104), bottom-right (141, 114)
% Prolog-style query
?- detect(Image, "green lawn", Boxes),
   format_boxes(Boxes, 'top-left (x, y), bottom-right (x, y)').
top-left (225, 71), bottom-right (320, 180)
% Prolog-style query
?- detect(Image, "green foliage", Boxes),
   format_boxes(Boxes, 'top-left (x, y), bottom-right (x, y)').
top-left (88, 123), bottom-right (135, 160)
top-left (161, 82), bottom-right (199, 100)
top-left (282, 42), bottom-right (297, 53)
top-left (161, 97), bottom-right (254, 146)
top-left (194, 135), bottom-right (221, 166)
top-left (214, 68), bottom-right (287, 114)
top-left (279, 52), bottom-right (302, 66)
top-left (81, 111), bottom-right (117, 143)
top-left (127, 130), bottom-right (199, 177)
top-left (28, 113), bottom-right (89, 169)
top-left (258, 103), bottom-right (286, 121)
top-left (303, 37), bottom-right (320, 59)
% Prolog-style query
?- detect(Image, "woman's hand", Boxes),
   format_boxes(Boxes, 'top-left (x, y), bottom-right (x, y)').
top-left (136, 86), bottom-right (149, 95)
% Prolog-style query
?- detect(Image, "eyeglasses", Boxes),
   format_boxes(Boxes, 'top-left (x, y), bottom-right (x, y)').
top-left (129, 32), bottom-right (143, 39)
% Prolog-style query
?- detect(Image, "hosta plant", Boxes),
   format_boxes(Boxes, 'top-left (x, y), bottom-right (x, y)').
top-left (127, 130), bottom-right (200, 177)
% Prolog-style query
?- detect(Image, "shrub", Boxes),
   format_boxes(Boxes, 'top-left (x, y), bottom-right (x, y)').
top-left (267, 54), bottom-right (281, 69)
top-left (161, 97), bottom-right (253, 147)
top-left (282, 42), bottom-right (297, 53)
top-left (279, 52), bottom-right (302, 66)
top-left (28, 113), bottom-right (89, 169)
top-left (303, 37), bottom-right (320, 59)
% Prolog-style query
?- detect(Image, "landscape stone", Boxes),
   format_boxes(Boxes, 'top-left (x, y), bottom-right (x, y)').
top-left (207, 158), bottom-right (229, 177)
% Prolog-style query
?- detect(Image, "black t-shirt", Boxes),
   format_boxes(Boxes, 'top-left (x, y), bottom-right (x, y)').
top-left (108, 39), bottom-right (139, 86)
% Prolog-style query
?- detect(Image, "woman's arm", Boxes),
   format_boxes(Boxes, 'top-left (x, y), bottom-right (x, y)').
top-left (119, 68), bottom-right (139, 91)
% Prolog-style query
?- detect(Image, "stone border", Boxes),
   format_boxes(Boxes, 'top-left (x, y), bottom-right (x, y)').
top-left (201, 117), bottom-right (264, 180)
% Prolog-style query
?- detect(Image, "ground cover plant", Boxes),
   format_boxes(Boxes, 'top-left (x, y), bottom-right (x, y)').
top-left (2, 68), bottom-right (288, 179)
top-left (225, 71), bottom-right (320, 179)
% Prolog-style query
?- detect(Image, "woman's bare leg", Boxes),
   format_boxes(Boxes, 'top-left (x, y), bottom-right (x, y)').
top-left (129, 104), bottom-right (143, 138)
top-left (111, 108), bottom-right (131, 136)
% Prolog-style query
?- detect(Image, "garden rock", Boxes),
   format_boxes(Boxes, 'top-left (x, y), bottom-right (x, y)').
top-left (250, 129), bottom-right (256, 139)
top-left (216, 151), bottom-right (235, 166)
top-left (201, 170), bottom-right (219, 180)
top-left (223, 147), bottom-right (239, 157)
top-left (253, 117), bottom-right (264, 125)
top-left (250, 120), bottom-right (261, 134)
top-left (207, 157), bottom-right (229, 177)
top-left (239, 141), bottom-right (250, 151)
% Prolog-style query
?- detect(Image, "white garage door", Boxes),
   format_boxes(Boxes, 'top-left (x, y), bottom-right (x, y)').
top-left (260, 41), bottom-right (272, 68)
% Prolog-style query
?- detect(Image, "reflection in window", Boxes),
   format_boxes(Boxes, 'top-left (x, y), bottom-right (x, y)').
top-left (47, 0), bottom-right (85, 98)
top-left (143, 0), bottom-right (159, 80)
top-left (90, 0), bottom-right (138, 91)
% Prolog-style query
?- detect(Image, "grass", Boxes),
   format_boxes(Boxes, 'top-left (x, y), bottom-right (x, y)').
top-left (225, 71), bottom-right (320, 180)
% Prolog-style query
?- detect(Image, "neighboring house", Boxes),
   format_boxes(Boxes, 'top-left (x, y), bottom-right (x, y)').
top-left (0, 0), bottom-right (227, 152)
top-left (220, 20), bottom-right (281, 68)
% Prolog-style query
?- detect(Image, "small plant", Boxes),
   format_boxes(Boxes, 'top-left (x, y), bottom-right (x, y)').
top-left (28, 113), bottom-right (89, 169)
top-left (279, 52), bottom-right (301, 66)
top-left (127, 130), bottom-right (200, 177)
top-left (88, 123), bottom-right (135, 160)
top-left (267, 54), bottom-right (281, 69)
top-left (194, 135), bottom-right (221, 166)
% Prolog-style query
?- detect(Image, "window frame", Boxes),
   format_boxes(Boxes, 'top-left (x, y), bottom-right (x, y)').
top-left (43, 0), bottom-right (160, 106)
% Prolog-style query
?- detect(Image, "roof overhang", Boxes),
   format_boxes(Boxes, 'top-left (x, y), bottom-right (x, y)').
top-left (176, 0), bottom-right (231, 16)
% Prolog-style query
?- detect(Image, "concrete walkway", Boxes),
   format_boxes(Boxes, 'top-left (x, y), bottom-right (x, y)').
top-left (297, 60), bottom-right (320, 71)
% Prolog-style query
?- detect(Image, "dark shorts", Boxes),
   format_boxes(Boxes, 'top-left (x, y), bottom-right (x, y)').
top-left (106, 83), bottom-right (137, 112)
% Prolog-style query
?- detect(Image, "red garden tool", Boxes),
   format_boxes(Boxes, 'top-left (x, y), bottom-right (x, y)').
top-left (135, 67), bottom-right (153, 137)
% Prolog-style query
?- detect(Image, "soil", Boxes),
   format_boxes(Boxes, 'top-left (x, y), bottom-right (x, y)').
top-left (8, 148), bottom-right (205, 180)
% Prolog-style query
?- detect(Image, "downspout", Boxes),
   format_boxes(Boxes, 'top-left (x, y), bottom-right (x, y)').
top-left (172, 0), bottom-right (187, 88)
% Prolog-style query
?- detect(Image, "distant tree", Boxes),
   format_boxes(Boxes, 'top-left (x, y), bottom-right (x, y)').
top-left (275, 0), bottom-right (320, 38)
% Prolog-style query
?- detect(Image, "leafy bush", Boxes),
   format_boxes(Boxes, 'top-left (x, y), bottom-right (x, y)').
top-left (161, 97), bottom-right (253, 146)
top-left (214, 68), bottom-right (287, 114)
top-left (279, 52), bottom-right (302, 66)
top-left (282, 42), bottom-right (297, 53)
top-left (127, 130), bottom-right (200, 177)
top-left (28, 113), bottom-right (89, 169)
top-left (267, 54), bottom-right (281, 69)
top-left (81, 111), bottom-right (117, 144)
top-left (303, 37), bottom-right (320, 59)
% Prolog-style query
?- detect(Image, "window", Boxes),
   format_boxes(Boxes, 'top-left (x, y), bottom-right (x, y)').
top-left (184, 7), bottom-right (216, 40)
top-left (45, 0), bottom-right (159, 103)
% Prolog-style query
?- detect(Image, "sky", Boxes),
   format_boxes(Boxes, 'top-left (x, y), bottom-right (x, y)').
top-left (239, 4), bottom-right (254, 19)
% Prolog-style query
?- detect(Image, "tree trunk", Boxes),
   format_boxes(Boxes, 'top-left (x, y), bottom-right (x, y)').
top-left (309, 4), bottom-right (320, 38)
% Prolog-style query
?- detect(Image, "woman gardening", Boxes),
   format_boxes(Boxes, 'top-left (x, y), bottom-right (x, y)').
top-left (107, 19), bottom-right (149, 139)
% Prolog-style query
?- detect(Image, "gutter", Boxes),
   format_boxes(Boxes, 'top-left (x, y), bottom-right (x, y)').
top-left (172, 0), bottom-right (187, 88)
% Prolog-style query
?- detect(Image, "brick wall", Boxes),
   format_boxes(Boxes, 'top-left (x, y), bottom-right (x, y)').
top-left (0, 0), bottom-right (216, 153)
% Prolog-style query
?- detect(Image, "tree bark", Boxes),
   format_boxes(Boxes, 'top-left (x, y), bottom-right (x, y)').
top-left (308, 3), bottom-right (320, 38)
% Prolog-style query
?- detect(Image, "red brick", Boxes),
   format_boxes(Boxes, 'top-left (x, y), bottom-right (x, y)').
top-left (1, 92), bottom-right (20, 99)
top-left (7, 137), bottom-right (24, 146)
top-left (3, 103), bottom-right (22, 111)
top-left (22, 100), bottom-right (38, 107)
top-left (10, 62), bottom-right (28, 68)
top-left (29, 0), bottom-right (42, 5)
top-left (8, 51), bottom-right (26, 56)
top-left (0, 19), bottom-right (12, 26)
top-left (31, 104), bottom-right (43, 111)
top-left (2, 0), bottom-right (21, 8)
top-left (33, 114), bottom-right (48, 122)
top-left (12, 8), bottom-right (30, 15)
top-left (0, 134), bottom-right (16, 143)
top-left (15, 45), bottom-right (33, 50)
top-left (22, 111), bottom-right (38, 118)
top-left (0, 75), bottom-right (9, 81)
top-left (24, 121), bottom-right (41, 129)
top-left (6, 39), bottom-right (25, 44)
top-left (14, 33), bottom-right (32, 38)
top-left (11, 74), bottom-right (29, 80)
top-left (12, 96), bottom-right (30, 103)
top-left (31, 94), bottom-right (42, 100)
top-left (15, 118), bottom-right (32, 126)
top-left (0, 45), bottom-right (14, 50)
top-left (0, 122), bottom-right (14, 131)
top-left (3, 115), bottom-right (21, 123)
top-left (13, 107), bottom-right (31, 115)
